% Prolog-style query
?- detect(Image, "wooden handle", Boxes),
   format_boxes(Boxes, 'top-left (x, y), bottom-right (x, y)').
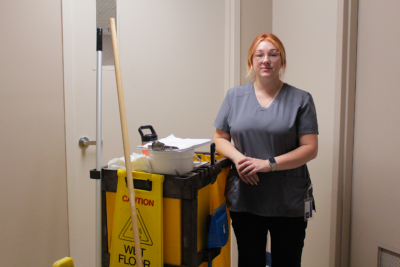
top-left (110, 18), bottom-right (143, 267)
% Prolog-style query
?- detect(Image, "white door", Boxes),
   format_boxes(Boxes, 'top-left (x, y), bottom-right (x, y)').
top-left (62, 1), bottom-right (235, 266)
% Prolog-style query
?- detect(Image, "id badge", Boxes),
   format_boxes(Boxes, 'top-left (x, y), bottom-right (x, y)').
top-left (304, 183), bottom-right (314, 221)
top-left (304, 197), bottom-right (314, 221)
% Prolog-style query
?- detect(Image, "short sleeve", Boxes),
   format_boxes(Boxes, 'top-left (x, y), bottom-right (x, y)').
top-left (213, 92), bottom-right (232, 134)
top-left (297, 93), bottom-right (319, 135)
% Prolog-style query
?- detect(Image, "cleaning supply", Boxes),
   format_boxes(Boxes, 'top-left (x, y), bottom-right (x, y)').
top-left (207, 203), bottom-right (229, 249)
top-left (138, 125), bottom-right (158, 156)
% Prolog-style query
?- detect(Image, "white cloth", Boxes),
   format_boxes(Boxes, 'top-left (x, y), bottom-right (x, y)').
top-left (107, 152), bottom-right (152, 173)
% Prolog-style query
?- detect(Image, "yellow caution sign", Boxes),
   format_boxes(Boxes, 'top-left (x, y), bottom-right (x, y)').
top-left (110, 170), bottom-right (164, 267)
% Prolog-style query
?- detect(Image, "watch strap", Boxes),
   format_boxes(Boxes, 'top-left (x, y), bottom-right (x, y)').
top-left (268, 157), bottom-right (277, 172)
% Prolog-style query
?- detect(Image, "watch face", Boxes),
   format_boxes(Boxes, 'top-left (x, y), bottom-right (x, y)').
top-left (269, 157), bottom-right (276, 164)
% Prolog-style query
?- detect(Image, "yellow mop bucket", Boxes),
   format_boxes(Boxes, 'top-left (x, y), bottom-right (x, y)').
top-left (109, 170), bottom-right (164, 267)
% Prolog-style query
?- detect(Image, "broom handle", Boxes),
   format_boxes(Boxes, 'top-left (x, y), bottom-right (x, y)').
top-left (110, 18), bottom-right (143, 267)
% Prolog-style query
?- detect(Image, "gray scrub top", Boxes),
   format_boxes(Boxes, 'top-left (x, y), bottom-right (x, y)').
top-left (214, 82), bottom-right (318, 217)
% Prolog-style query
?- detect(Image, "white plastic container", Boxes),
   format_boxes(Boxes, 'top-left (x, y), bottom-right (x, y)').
top-left (149, 149), bottom-right (194, 175)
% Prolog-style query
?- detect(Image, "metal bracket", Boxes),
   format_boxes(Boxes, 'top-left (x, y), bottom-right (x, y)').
top-left (79, 136), bottom-right (102, 148)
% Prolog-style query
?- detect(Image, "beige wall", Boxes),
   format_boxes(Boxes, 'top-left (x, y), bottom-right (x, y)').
top-left (350, 1), bottom-right (400, 265)
top-left (240, 0), bottom-right (273, 85)
top-left (0, 1), bottom-right (69, 266)
top-left (273, 1), bottom-right (338, 266)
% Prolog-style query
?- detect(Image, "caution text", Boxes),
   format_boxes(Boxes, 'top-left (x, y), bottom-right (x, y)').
top-left (122, 195), bottom-right (154, 206)
top-left (118, 254), bottom-right (151, 266)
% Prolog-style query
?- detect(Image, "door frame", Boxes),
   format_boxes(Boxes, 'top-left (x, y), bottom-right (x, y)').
top-left (331, 0), bottom-right (359, 266)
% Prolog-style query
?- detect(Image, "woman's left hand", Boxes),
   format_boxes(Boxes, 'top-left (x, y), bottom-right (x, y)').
top-left (237, 157), bottom-right (271, 179)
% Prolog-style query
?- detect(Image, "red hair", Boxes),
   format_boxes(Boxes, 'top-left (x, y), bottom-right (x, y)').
top-left (246, 33), bottom-right (286, 78)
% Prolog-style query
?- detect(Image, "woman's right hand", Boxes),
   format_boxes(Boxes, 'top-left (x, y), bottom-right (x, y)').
top-left (235, 158), bottom-right (260, 185)
top-left (214, 128), bottom-right (259, 185)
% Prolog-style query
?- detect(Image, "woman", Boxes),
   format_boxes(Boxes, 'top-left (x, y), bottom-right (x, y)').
top-left (213, 33), bottom-right (318, 267)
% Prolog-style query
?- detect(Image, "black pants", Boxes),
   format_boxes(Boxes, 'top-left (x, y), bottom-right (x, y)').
top-left (230, 211), bottom-right (307, 267)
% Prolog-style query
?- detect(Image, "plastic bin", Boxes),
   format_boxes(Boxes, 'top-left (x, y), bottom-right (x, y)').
top-left (149, 149), bottom-right (194, 175)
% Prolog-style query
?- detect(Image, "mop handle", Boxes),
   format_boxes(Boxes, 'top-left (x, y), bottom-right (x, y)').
top-left (110, 18), bottom-right (144, 267)
top-left (95, 27), bottom-right (103, 267)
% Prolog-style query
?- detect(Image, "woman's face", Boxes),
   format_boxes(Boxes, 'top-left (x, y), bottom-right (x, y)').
top-left (252, 41), bottom-right (282, 81)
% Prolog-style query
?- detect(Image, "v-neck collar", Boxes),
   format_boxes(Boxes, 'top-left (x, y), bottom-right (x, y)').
top-left (252, 82), bottom-right (286, 110)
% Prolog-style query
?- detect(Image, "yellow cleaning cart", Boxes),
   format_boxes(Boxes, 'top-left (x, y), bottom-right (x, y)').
top-left (90, 153), bottom-right (232, 267)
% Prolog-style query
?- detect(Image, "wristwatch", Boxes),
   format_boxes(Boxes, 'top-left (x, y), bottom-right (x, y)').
top-left (268, 157), bottom-right (277, 172)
